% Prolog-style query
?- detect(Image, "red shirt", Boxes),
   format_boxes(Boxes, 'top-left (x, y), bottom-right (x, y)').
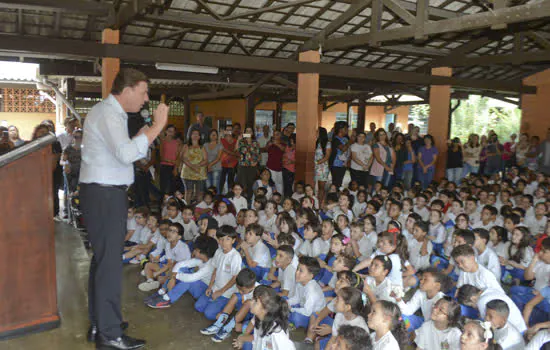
top-left (267, 143), bottom-right (284, 171)
top-left (221, 138), bottom-right (238, 168)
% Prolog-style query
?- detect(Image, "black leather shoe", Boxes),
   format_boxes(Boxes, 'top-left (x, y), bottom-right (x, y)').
top-left (96, 334), bottom-right (145, 350)
top-left (88, 322), bottom-right (129, 343)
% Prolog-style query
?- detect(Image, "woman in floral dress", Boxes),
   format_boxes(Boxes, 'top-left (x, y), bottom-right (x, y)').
top-left (315, 127), bottom-right (331, 203)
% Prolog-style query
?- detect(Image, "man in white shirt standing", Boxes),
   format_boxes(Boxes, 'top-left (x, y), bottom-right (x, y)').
top-left (79, 69), bottom-right (168, 350)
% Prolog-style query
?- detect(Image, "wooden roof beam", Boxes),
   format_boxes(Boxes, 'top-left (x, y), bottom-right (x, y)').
top-left (224, 0), bottom-right (318, 21)
top-left (0, 0), bottom-right (110, 15)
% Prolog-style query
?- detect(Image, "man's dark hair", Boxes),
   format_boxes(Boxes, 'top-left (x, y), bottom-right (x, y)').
top-left (216, 225), bottom-right (238, 239)
top-left (455, 229), bottom-right (475, 246)
top-left (236, 268), bottom-right (257, 288)
top-left (277, 245), bottom-right (295, 259)
top-left (486, 299), bottom-right (510, 318)
top-left (246, 223), bottom-right (264, 237)
top-left (111, 68), bottom-right (148, 95)
top-left (473, 228), bottom-right (490, 244)
top-left (451, 244), bottom-right (476, 260)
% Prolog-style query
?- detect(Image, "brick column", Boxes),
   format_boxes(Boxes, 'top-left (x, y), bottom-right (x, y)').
top-left (428, 67), bottom-right (452, 181)
top-left (521, 69), bottom-right (550, 140)
top-left (296, 51), bottom-right (320, 185)
top-left (102, 29), bottom-right (120, 98)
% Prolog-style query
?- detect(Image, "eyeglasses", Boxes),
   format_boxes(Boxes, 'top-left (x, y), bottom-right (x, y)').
top-left (168, 228), bottom-right (179, 233)
top-left (135, 215), bottom-right (144, 219)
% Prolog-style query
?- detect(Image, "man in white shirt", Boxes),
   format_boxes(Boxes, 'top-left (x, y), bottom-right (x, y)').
top-left (80, 68), bottom-right (168, 349)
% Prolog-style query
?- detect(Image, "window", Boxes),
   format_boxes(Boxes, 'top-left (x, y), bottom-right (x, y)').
top-left (282, 110), bottom-right (296, 129)
top-left (255, 109), bottom-right (274, 138)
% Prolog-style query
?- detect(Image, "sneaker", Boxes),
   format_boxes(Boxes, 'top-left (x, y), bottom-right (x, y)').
top-left (147, 298), bottom-right (171, 309)
top-left (200, 324), bottom-right (221, 336)
top-left (138, 280), bottom-right (160, 292)
top-left (143, 292), bottom-right (160, 303)
top-left (129, 258), bottom-right (140, 265)
top-left (211, 327), bottom-right (231, 342)
top-left (140, 270), bottom-right (146, 277)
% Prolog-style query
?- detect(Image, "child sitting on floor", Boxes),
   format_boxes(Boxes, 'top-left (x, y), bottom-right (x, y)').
top-left (288, 256), bottom-right (326, 329)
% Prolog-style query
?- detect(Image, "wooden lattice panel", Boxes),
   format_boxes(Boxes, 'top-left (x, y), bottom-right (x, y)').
top-left (2, 88), bottom-right (56, 113)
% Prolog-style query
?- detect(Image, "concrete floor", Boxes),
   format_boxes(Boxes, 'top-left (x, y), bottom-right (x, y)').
top-left (1, 223), bottom-right (310, 350)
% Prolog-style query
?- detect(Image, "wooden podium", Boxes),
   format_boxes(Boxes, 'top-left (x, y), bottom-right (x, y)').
top-left (0, 134), bottom-right (60, 340)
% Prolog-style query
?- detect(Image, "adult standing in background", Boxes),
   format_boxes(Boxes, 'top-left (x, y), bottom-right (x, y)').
top-left (57, 117), bottom-right (78, 151)
top-left (417, 134), bottom-right (438, 189)
top-left (266, 129), bottom-right (285, 194)
top-left (392, 133), bottom-right (406, 186)
top-left (462, 133), bottom-right (481, 177)
top-left (485, 133), bottom-right (503, 175)
top-left (282, 133), bottom-right (296, 197)
top-left (370, 128), bottom-right (395, 187)
top-left (502, 133), bottom-right (517, 173)
top-left (314, 127), bottom-right (331, 202)
top-left (219, 124), bottom-right (238, 193)
top-left (446, 137), bottom-right (463, 185)
top-left (186, 111), bottom-right (210, 144)
top-left (159, 124), bottom-right (179, 197)
top-left (350, 131), bottom-right (372, 189)
top-left (205, 129), bottom-right (223, 193)
top-left (537, 128), bottom-right (550, 175)
top-left (515, 133), bottom-right (530, 169)
top-left (237, 126), bottom-right (261, 201)
top-left (8, 125), bottom-right (25, 147)
top-left (79, 68), bottom-right (168, 349)
top-left (178, 129), bottom-right (207, 204)
top-left (365, 122), bottom-right (376, 145)
top-left (329, 121), bottom-right (350, 190)
top-left (257, 124), bottom-right (271, 168)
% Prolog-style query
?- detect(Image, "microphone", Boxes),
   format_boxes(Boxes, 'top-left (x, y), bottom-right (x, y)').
top-left (140, 108), bottom-right (152, 126)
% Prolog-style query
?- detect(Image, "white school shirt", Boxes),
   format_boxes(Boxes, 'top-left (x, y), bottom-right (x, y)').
top-left (494, 322), bottom-right (525, 350)
top-left (477, 247), bottom-right (502, 280)
top-left (526, 330), bottom-right (550, 350)
top-left (408, 238), bottom-right (433, 270)
top-left (370, 251), bottom-right (406, 287)
top-left (457, 264), bottom-right (505, 293)
top-left (298, 239), bottom-right (323, 258)
top-left (488, 241), bottom-right (511, 258)
top-left (168, 213), bottom-right (185, 226)
top-left (138, 227), bottom-right (153, 245)
top-left (472, 220), bottom-right (496, 231)
top-left (525, 215), bottom-right (548, 235)
top-left (213, 213), bottom-right (237, 228)
top-left (248, 240), bottom-right (272, 268)
top-left (149, 229), bottom-right (162, 245)
top-left (174, 258), bottom-right (214, 285)
top-left (371, 331), bottom-right (400, 350)
top-left (252, 326), bottom-right (296, 350)
top-left (127, 217), bottom-right (137, 231)
top-left (357, 233), bottom-right (378, 261)
top-left (231, 196), bottom-right (248, 214)
top-left (258, 212), bottom-right (278, 234)
top-left (397, 290), bottom-right (445, 318)
top-left (318, 238), bottom-right (331, 256)
top-left (414, 206), bottom-right (430, 222)
top-left (533, 261), bottom-right (550, 291)
top-left (288, 279), bottom-right (326, 317)
top-left (291, 232), bottom-right (303, 251)
top-left (150, 236), bottom-right (168, 257)
top-left (181, 220), bottom-right (199, 241)
top-left (163, 240), bottom-right (191, 263)
top-left (331, 207), bottom-right (354, 223)
top-left (332, 314), bottom-right (369, 337)
top-left (398, 212), bottom-right (409, 229)
top-left (503, 245), bottom-right (534, 269)
top-left (415, 320), bottom-right (461, 350)
top-left (195, 200), bottom-right (214, 211)
top-left (278, 263), bottom-right (297, 299)
top-left (211, 248), bottom-right (243, 298)
top-left (430, 223), bottom-right (447, 244)
top-left (477, 288), bottom-right (527, 333)
top-left (365, 276), bottom-right (394, 302)
top-left (129, 225), bottom-right (144, 244)
top-left (352, 202), bottom-right (367, 218)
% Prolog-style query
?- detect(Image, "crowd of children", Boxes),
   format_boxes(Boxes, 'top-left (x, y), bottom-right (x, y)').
top-left (120, 166), bottom-right (550, 350)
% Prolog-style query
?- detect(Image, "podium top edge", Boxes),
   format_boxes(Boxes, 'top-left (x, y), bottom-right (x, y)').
top-left (0, 133), bottom-right (57, 168)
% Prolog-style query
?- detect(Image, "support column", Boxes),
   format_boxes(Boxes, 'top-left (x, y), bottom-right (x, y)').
top-left (101, 29), bottom-right (120, 98)
top-left (428, 67), bottom-right (452, 182)
top-left (296, 51), bottom-right (320, 185)
top-left (521, 69), bottom-right (550, 140)
top-left (245, 94), bottom-right (256, 128)
top-left (183, 95), bottom-right (191, 139)
top-left (274, 100), bottom-right (282, 131)
top-left (357, 100), bottom-right (366, 131)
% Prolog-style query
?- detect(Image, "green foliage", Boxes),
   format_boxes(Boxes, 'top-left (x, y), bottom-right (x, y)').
top-left (450, 95), bottom-right (520, 142)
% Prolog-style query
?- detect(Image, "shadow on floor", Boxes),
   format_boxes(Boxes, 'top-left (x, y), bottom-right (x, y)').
top-left (1, 223), bottom-right (311, 350)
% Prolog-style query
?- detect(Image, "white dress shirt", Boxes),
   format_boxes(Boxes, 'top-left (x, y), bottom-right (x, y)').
top-left (80, 94), bottom-right (149, 186)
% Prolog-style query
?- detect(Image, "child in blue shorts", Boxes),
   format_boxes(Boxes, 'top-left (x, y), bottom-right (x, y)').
top-left (195, 225), bottom-right (242, 320)
top-left (288, 256), bottom-right (326, 329)
top-left (200, 268), bottom-right (258, 342)
top-left (145, 235), bottom-right (218, 308)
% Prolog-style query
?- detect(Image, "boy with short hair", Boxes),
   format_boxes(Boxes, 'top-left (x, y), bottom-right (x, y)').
top-left (485, 299), bottom-right (525, 350)
top-left (473, 228), bottom-right (501, 280)
top-left (323, 254), bottom-right (356, 296)
top-left (139, 223), bottom-right (191, 292)
top-left (125, 206), bottom-right (149, 246)
top-left (146, 219), bottom-right (171, 263)
top-left (240, 223), bottom-right (271, 280)
top-left (413, 194), bottom-right (430, 222)
top-left (288, 256), bottom-right (326, 329)
top-left (472, 205), bottom-right (497, 230)
top-left (146, 235), bottom-right (218, 308)
top-left (195, 225), bottom-right (242, 320)
top-left (180, 206), bottom-right (199, 242)
top-left (266, 245), bottom-right (297, 298)
top-left (525, 202), bottom-right (548, 236)
top-left (200, 268), bottom-right (258, 342)
top-left (123, 215), bottom-right (159, 264)
top-left (451, 244), bottom-right (504, 293)
top-left (456, 284), bottom-right (527, 333)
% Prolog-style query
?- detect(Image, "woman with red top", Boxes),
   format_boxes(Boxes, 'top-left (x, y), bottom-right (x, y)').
top-left (282, 134), bottom-right (296, 198)
top-left (159, 124), bottom-right (180, 196)
top-left (220, 124), bottom-right (239, 193)
top-left (266, 130), bottom-right (285, 195)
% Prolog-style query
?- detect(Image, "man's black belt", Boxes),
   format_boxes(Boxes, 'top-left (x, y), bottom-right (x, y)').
top-left (86, 182), bottom-right (129, 191)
